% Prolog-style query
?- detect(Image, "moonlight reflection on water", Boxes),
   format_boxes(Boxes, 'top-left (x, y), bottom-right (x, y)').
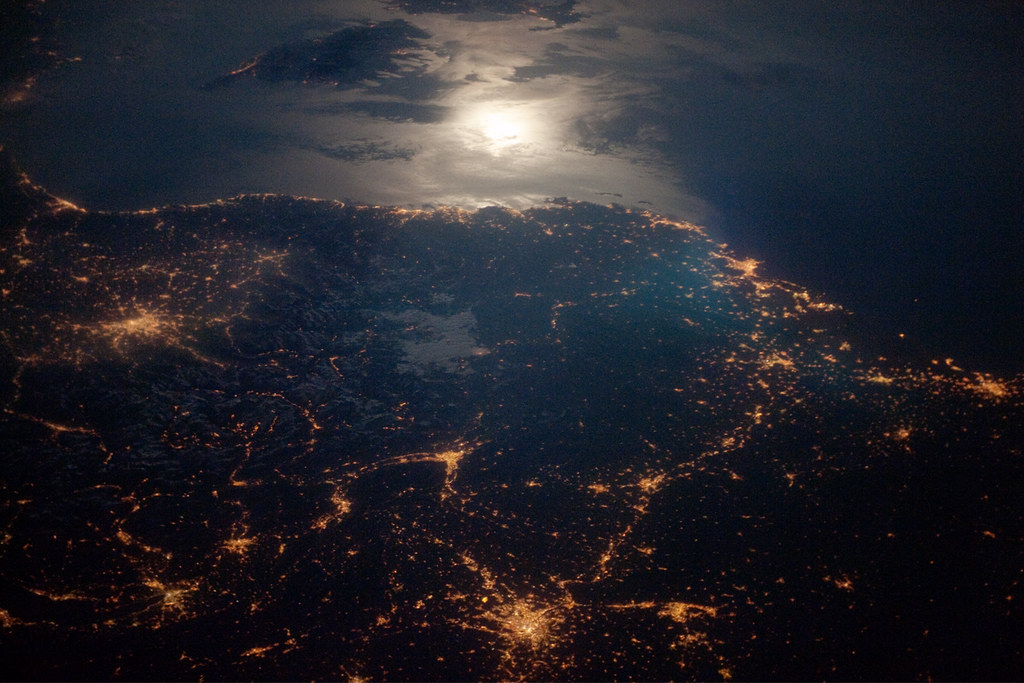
top-left (463, 101), bottom-right (533, 152)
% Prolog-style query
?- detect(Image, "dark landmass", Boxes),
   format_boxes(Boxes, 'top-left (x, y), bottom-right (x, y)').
top-left (1, 153), bottom-right (1022, 680)
top-left (386, 0), bottom-right (581, 27)
top-left (203, 20), bottom-right (432, 90)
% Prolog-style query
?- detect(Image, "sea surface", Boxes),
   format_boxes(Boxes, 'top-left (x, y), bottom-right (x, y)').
top-left (1, 1), bottom-right (1022, 373)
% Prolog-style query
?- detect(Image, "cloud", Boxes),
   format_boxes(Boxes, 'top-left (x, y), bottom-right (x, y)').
top-left (300, 100), bottom-right (450, 123)
top-left (505, 42), bottom-right (608, 82)
top-left (312, 141), bottom-right (418, 163)
top-left (385, 0), bottom-right (583, 27)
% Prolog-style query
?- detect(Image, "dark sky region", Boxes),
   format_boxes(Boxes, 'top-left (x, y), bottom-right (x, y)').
top-left (1, 0), bottom-right (1022, 372)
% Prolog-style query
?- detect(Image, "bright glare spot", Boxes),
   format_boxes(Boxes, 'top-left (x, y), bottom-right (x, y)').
top-left (481, 110), bottom-right (525, 146)
top-left (458, 101), bottom-right (542, 155)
